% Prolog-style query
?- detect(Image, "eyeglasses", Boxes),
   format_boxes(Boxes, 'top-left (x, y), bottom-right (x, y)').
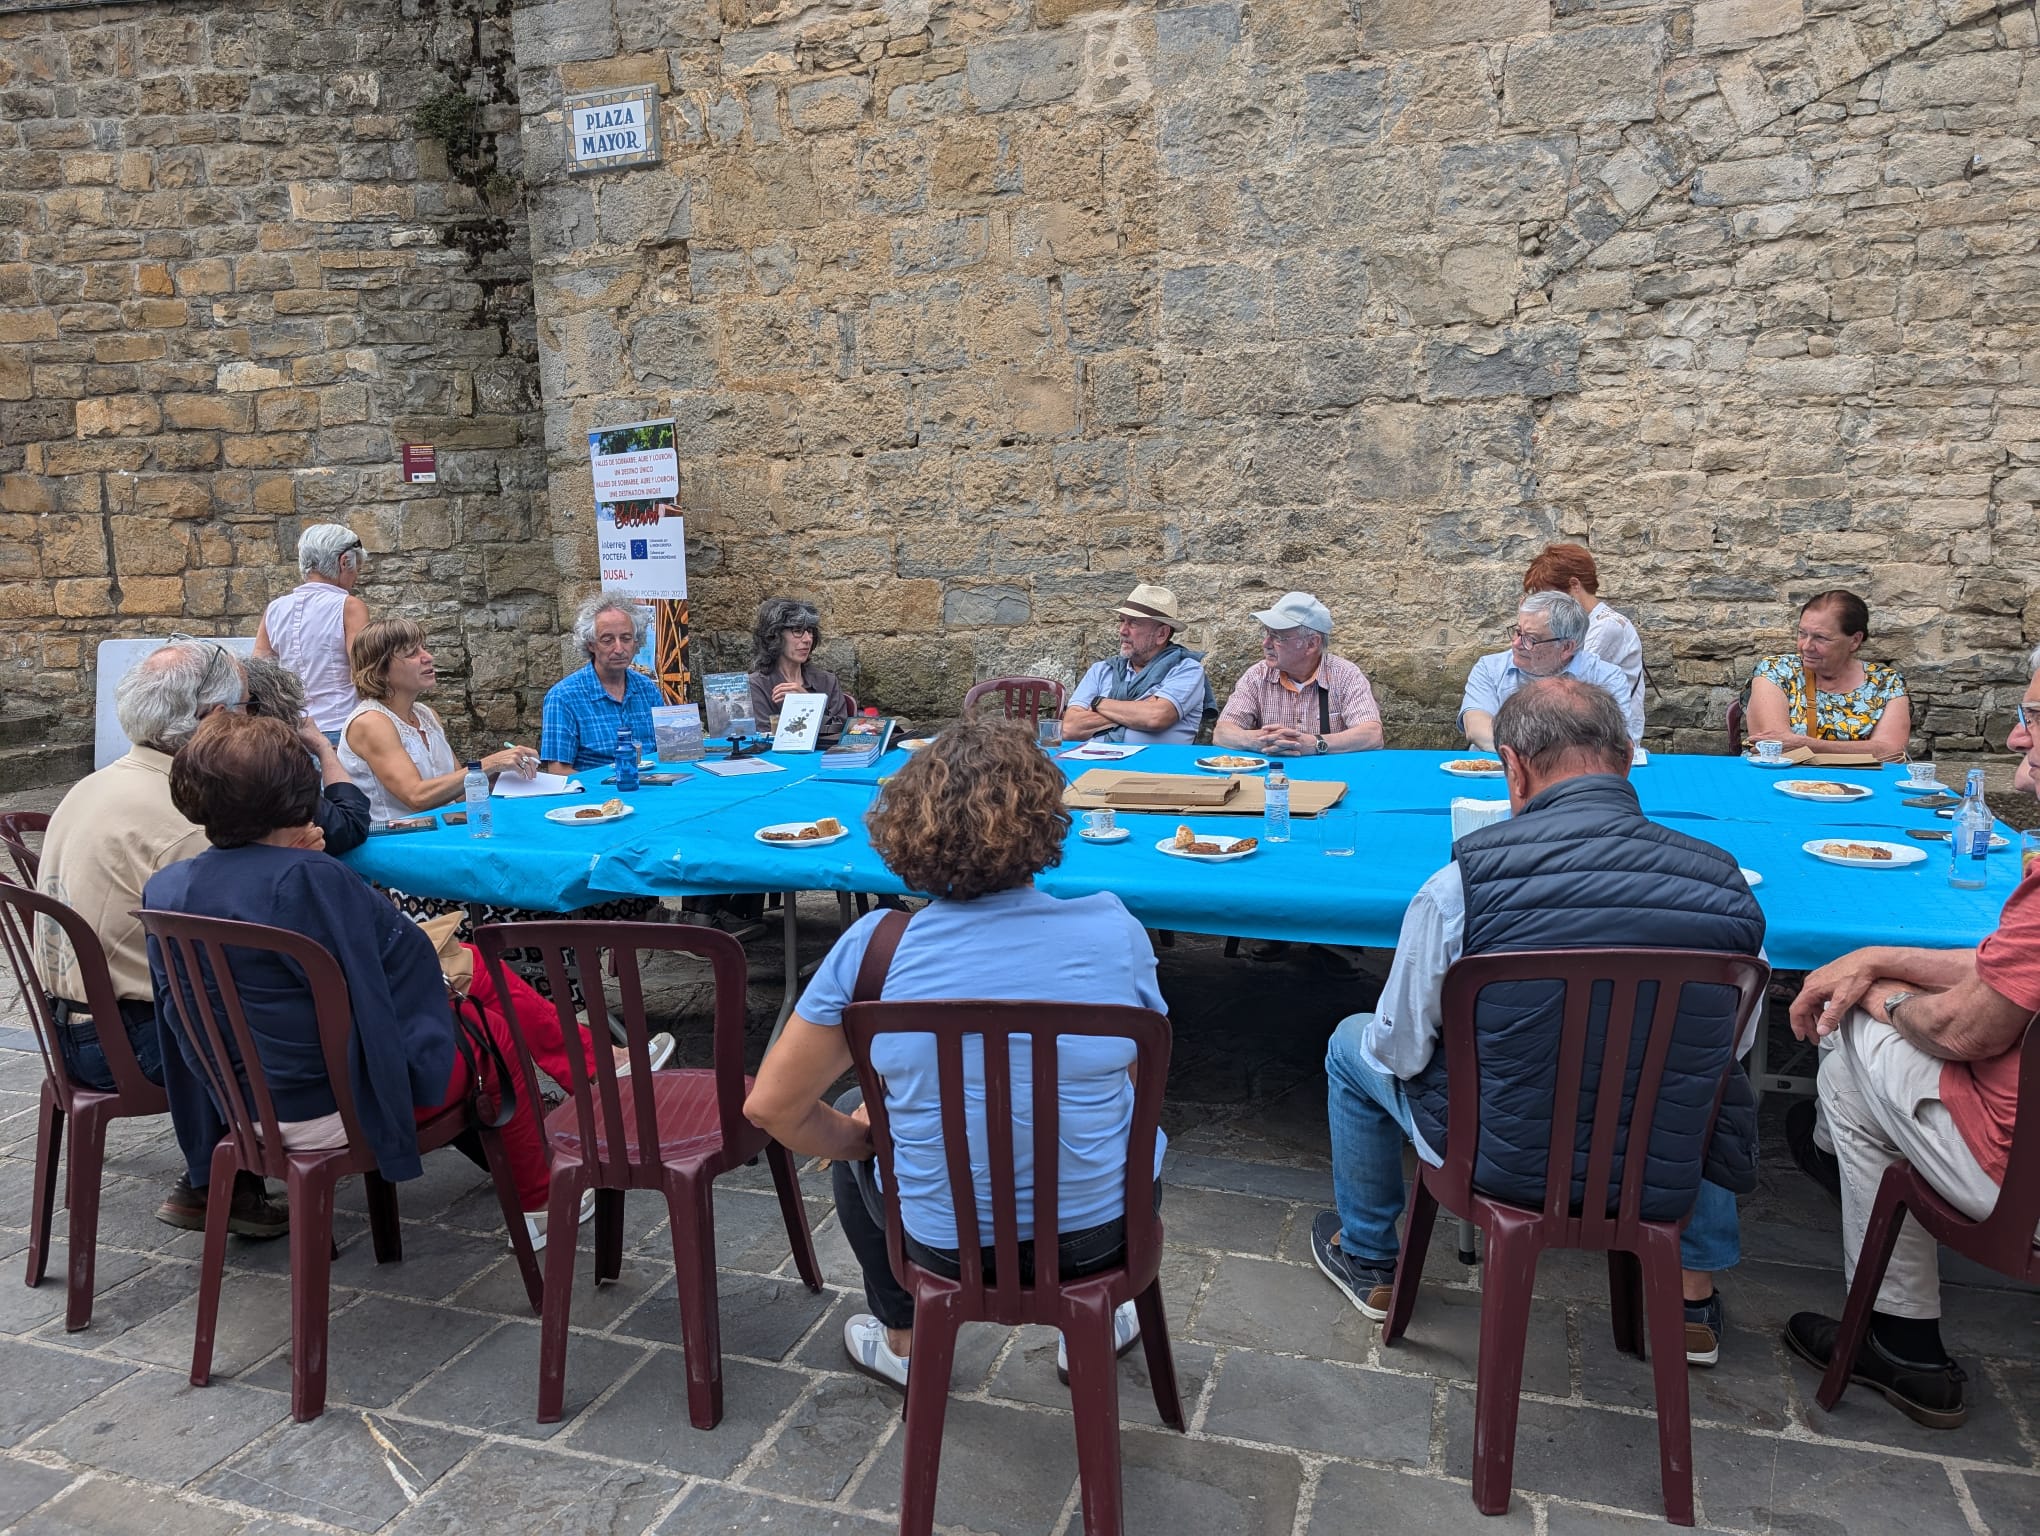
top-left (2020, 702), bottom-right (2033, 732)
top-left (1508, 628), bottom-right (1566, 648)
top-left (169, 633), bottom-right (248, 716)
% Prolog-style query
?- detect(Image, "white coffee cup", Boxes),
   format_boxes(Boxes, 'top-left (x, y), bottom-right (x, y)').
top-left (1084, 808), bottom-right (1115, 836)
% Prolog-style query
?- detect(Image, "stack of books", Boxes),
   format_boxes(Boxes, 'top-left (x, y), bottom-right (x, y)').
top-left (822, 715), bottom-right (897, 769)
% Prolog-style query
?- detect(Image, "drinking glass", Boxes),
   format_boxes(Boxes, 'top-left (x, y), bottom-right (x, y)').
top-left (1320, 808), bottom-right (1355, 857)
top-left (1037, 716), bottom-right (1062, 751)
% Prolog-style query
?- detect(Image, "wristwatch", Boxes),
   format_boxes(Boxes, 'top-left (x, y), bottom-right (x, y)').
top-left (1882, 989), bottom-right (1915, 1025)
top-left (1314, 734), bottom-right (1328, 755)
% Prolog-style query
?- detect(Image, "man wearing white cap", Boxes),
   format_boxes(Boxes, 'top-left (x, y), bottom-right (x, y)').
top-left (1214, 591), bottom-right (1384, 755)
top-left (1061, 583), bottom-right (1215, 746)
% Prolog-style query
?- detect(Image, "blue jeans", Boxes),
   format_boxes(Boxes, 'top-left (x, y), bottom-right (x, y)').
top-left (1325, 1013), bottom-right (1740, 1273)
top-left (51, 998), bottom-right (164, 1092)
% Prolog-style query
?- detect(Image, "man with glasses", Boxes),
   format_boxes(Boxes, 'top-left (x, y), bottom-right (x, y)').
top-left (1459, 590), bottom-right (1642, 752)
top-left (34, 641), bottom-right (289, 1239)
top-left (1212, 592), bottom-right (1384, 755)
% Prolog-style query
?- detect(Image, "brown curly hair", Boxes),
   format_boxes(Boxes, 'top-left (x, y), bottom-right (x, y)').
top-left (867, 715), bottom-right (1070, 900)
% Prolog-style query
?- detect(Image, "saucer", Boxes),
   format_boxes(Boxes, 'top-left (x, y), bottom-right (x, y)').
top-left (1078, 827), bottom-right (1131, 844)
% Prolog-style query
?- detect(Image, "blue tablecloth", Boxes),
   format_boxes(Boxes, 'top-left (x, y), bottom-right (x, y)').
top-left (344, 746), bottom-right (2016, 971)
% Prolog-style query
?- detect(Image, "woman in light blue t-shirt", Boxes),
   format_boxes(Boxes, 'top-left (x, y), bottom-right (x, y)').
top-left (744, 716), bottom-right (1166, 1391)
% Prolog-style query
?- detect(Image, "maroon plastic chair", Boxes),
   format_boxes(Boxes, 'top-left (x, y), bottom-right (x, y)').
top-left (0, 810), bottom-right (48, 885)
top-left (140, 909), bottom-right (542, 1421)
top-left (1381, 948), bottom-right (1768, 1526)
top-left (962, 676), bottom-right (1066, 727)
top-left (473, 920), bottom-right (822, 1429)
top-left (0, 883), bottom-right (168, 1331)
top-left (1725, 700), bottom-right (1745, 756)
top-left (839, 994), bottom-right (1183, 1536)
top-left (1816, 1013), bottom-right (2040, 1413)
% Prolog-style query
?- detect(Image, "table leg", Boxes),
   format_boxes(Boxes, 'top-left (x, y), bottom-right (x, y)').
top-left (770, 891), bottom-right (801, 1042)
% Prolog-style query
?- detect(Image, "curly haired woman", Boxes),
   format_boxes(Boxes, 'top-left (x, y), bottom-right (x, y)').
top-left (742, 715), bottom-right (1165, 1390)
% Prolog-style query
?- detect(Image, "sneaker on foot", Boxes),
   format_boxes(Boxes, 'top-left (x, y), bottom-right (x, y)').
top-left (1784, 1099), bottom-right (1842, 1206)
top-left (1309, 1211), bottom-right (1396, 1321)
top-left (1684, 1290), bottom-right (1724, 1368)
top-left (843, 1312), bottom-right (910, 1390)
top-left (1784, 1312), bottom-right (1968, 1429)
top-left (521, 1187), bottom-right (600, 1253)
top-left (158, 1174), bottom-right (289, 1239)
top-left (615, 1032), bottom-right (676, 1076)
top-left (155, 1175), bottom-right (206, 1232)
top-left (1055, 1299), bottom-right (1141, 1385)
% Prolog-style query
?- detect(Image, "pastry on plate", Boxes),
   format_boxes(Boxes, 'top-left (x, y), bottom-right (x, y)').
top-left (1821, 841), bottom-right (1891, 860)
top-left (814, 816), bottom-right (843, 836)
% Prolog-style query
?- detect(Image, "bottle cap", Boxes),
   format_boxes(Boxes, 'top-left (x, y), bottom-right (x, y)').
top-left (466, 760), bottom-right (481, 770)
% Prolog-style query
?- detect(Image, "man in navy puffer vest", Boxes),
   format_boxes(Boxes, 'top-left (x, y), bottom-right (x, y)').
top-left (1311, 677), bottom-right (1765, 1367)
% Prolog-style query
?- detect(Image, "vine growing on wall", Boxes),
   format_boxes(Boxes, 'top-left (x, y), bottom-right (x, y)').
top-left (410, 0), bottom-right (520, 264)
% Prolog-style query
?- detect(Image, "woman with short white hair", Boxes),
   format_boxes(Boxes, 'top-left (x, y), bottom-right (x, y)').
top-left (254, 523), bottom-right (369, 743)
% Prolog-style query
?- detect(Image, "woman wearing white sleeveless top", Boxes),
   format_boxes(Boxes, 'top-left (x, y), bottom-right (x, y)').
top-left (255, 524), bottom-right (370, 742)
top-left (339, 617), bottom-right (538, 825)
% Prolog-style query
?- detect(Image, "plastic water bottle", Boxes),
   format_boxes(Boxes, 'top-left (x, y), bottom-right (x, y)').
top-left (1949, 767), bottom-right (1989, 889)
top-left (614, 727), bottom-right (640, 792)
top-left (1264, 767), bottom-right (1291, 843)
top-left (463, 761), bottom-right (492, 839)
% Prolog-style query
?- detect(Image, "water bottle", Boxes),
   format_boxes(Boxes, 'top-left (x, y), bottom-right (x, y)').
top-left (1264, 767), bottom-right (1291, 843)
top-left (614, 726), bottom-right (639, 792)
top-left (463, 761), bottom-right (492, 839)
top-left (1949, 767), bottom-right (1989, 889)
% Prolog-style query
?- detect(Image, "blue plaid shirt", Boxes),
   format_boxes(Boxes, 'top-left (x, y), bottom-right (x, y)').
top-left (540, 663), bottom-right (662, 770)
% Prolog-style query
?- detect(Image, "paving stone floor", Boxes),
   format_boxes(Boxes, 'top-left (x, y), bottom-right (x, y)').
top-left (0, 889), bottom-right (2035, 1534)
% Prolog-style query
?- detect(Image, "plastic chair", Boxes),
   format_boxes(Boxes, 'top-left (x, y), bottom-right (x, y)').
top-left (839, 996), bottom-right (1183, 1536)
top-left (0, 810), bottom-right (48, 885)
top-left (0, 883), bottom-right (168, 1331)
top-left (139, 909), bottom-right (542, 1421)
top-left (962, 677), bottom-right (1066, 727)
top-left (1381, 948), bottom-right (1768, 1526)
top-left (1725, 700), bottom-right (1745, 756)
top-left (1816, 1013), bottom-right (2040, 1414)
top-left (473, 920), bottom-right (823, 1429)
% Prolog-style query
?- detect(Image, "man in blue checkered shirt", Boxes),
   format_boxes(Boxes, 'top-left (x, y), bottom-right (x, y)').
top-left (540, 592), bottom-right (663, 772)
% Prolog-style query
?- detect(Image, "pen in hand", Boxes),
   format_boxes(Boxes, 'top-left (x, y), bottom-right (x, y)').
top-left (502, 741), bottom-right (539, 777)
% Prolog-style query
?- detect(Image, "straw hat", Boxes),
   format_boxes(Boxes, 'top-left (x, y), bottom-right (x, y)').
top-left (1113, 583), bottom-right (1188, 630)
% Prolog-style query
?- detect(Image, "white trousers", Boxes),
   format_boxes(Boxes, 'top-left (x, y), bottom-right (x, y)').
top-left (1818, 1010), bottom-right (2003, 1319)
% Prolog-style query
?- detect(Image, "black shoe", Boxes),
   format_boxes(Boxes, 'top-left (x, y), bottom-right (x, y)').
top-left (1785, 1099), bottom-right (1842, 1206)
top-left (1309, 1211), bottom-right (1396, 1321)
top-left (156, 1173), bottom-right (289, 1239)
top-left (1784, 1312), bottom-right (1968, 1429)
top-left (1684, 1290), bottom-right (1723, 1368)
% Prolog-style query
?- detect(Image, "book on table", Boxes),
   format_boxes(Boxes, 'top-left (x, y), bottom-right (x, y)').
top-left (652, 702), bottom-right (705, 761)
top-left (702, 673), bottom-right (753, 737)
top-left (822, 715), bottom-right (897, 768)
top-left (771, 692), bottom-right (829, 753)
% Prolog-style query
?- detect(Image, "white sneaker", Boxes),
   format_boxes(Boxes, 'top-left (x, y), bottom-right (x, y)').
top-left (1055, 1299), bottom-right (1141, 1385)
top-left (615, 1033), bottom-right (675, 1076)
top-left (521, 1187), bottom-right (599, 1252)
top-left (843, 1312), bottom-right (910, 1390)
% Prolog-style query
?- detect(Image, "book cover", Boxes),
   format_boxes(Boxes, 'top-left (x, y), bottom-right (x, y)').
top-left (822, 715), bottom-right (896, 767)
top-left (651, 702), bottom-right (705, 761)
top-left (771, 691), bottom-right (828, 753)
top-left (702, 673), bottom-right (753, 737)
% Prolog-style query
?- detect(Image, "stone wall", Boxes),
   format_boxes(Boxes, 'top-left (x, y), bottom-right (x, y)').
top-left (0, 0), bottom-right (552, 740)
top-left (513, 0), bottom-right (2040, 749)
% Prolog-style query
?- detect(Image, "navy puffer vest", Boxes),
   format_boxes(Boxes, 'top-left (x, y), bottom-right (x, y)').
top-left (1406, 774), bottom-right (1766, 1221)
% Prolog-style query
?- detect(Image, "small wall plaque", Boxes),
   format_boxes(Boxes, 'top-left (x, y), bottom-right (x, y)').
top-left (401, 443), bottom-right (436, 483)
top-left (564, 86), bottom-right (661, 175)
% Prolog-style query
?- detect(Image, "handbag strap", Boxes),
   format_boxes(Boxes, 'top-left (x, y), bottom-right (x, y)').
top-left (852, 909), bottom-right (911, 1004)
top-left (450, 993), bottom-right (518, 1130)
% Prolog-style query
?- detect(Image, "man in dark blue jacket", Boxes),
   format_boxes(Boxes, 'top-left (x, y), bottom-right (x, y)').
top-left (1312, 677), bottom-right (1765, 1367)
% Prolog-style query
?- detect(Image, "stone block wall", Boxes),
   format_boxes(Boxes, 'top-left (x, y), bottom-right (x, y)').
top-left (513, 0), bottom-right (2040, 749)
top-left (0, 0), bottom-right (552, 737)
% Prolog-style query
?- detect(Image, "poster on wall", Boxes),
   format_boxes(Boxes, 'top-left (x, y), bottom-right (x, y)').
top-left (590, 419), bottom-right (690, 703)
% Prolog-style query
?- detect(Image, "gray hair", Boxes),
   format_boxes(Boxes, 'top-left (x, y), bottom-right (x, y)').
top-left (1517, 589), bottom-right (1587, 646)
top-left (750, 596), bottom-right (822, 673)
top-left (1494, 675), bottom-right (1631, 776)
top-left (2028, 643), bottom-right (2040, 673)
top-left (243, 655), bottom-right (306, 723)
top-left (115, 640), bottom-right (245, 752)
top-left (297, 523), bottom-right (364, 580)
top-left (572, 591), bottom-right (648, 656)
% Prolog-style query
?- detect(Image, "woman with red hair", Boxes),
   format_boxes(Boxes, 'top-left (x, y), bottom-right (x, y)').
top-left (1523, 543), bottom-right (1644, 729)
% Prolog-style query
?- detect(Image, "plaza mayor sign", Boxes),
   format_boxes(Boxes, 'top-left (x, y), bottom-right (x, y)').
top-left (564, 85), bottom-right (661, 175)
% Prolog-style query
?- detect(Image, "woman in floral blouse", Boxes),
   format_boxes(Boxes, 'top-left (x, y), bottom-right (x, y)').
top-left (1747, 589), bottom-right (1910, 760)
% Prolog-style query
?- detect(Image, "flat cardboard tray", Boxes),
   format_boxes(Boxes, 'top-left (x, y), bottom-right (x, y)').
top-left (1064, 768), bottom-right (1347, 816)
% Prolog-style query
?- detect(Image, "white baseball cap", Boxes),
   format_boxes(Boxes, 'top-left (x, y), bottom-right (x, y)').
top-left (1250, 591), bottom-right (1332, 635)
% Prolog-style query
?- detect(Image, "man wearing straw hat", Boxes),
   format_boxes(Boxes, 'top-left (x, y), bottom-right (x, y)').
top-left (1061, 582), bottom-right (1215, 746)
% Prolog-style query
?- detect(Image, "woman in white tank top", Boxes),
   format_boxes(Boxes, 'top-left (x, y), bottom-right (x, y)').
top-left (254, 523), bottom-right (370, 737)
top-left (340, 618), bottom-right (538, 824)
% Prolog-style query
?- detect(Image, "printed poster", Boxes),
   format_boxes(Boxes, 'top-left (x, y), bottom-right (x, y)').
top-left (589, 418), bottom-right (686, 600)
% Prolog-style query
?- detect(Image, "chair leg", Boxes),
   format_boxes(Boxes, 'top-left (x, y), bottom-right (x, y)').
top-left (24, 1085), bottom-right (61, 1291)
top-left (1222, 936), bottom-right (1240, 959)
top-left (1467, 1219), bottom-right (1543, 1519)
top-left (1607, 1250), bottom-right (1646, 1358)
top-left (668, 1174), bottom-right (725, 1430)
top-left (898, 1296), bottom-right (960, 1536)
top-left (478, 1126), bottom-right (542, 1315)
top-left (835, 890), bottom-right (855, 930)
top-left (1818, 1173), bottom-right (1912, 1414)
top-left (364, 1172), bottom-right (402, 1265)
top-left (764, 1140), bottom-right (823, 1292)
top-left (287, 1168), bottom-right (339, 1422)
top-left (1132, 1279), bottom-right (1185, 1429)
top-left (1382, 1176), bottom-right (1439, 1347)
top-left (594, 1188), bottom-right (626, 1284)
top-left (61, 1105), bottom-right (110, 1332)
top-left (190, 1140), bottom-right (239, 1388)
top-left (536, 1168), bottom-right (586, 1423)
top-left (1063, 1297), bottom-right (1127, 1536)
top-left (1640, 1229), bottom-right (1696, 1526)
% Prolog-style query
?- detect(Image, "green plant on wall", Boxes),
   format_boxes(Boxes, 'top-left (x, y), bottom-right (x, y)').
top-left (415, 86), bottom-right (487, 178)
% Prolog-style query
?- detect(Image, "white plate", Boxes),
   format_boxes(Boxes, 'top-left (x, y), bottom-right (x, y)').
top-left (1194, 754), bottom-right (1269, 774)
top-left (1440, 759), bottom-right (1505, 778)
top-left (754, 821), bottom-right (850, 847)
top-left (1154, 834), bottom-right (1258, 863)
top-left (544, 804), bottom-right (633, 826)
top-left (1773, 779), bottom-right (1873, 802)
top-left (1078, 827), bottom-right (1131, 844)
top-left (1739, 867), bottom-right (1763, 888)
top-left (1802, 839), bottom-right (1927, 869)
top-left (900, 738), bottom-right (932, 752)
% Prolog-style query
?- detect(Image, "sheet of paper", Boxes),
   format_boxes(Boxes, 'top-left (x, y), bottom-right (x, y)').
top-left (694, 756), bottom-right (785, 778)
top-left (1059, 742), bottom-right (1146, 761)
top-left (1631, 745), bottom-right (1649, 766)
top-left (492, 771), bottom-right (581, 798)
